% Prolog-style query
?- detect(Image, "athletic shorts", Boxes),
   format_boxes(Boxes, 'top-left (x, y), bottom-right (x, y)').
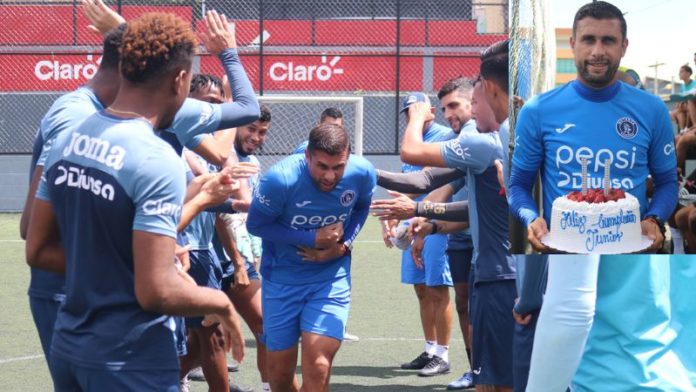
top-left (446, 248), bottom-right (473, 284)
top-left (470, 279), bottom-right (516, 387)
top-left (261, 276), bottom-right (351, 351)
top-left (186, 249), bottom-right (223, 328)
top-left (512, 309), bottom-right (540, 392)
top-left (174, 317), bottom-right (187, 357)
top-left (401, 233), bottom-right (453, 287)
top-left (49, 355), bottom-right (179, 392)
top-left (29, 293), bottom-right (65, 366)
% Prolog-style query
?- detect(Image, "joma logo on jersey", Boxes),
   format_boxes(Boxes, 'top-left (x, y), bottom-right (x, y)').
top-left (142, 198), bottom-right (182, 217)
top-left (290, 213), bottom-right (348, 229)
top-left (63, 132), bottom-right (126, 170)
top-left (54, 165), bottom-right (116, 201)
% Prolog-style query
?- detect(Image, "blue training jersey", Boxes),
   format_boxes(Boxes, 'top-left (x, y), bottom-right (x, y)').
top-left (572, 255), bottom-right (695, 391)
top-left (447, 119), bottom-right (478, 251)
top-left (513, 80), bottom-right (676, 223)
top-left (249, 153), bottom-right (376, 285)
top-left (182, 154), bottom-right (217, 250)
top-left (36, 111), bottom-right (186, 371)
top-left (29, 86), bottom-right (103, 300)
top-left (440, 130), bottom-right (515, 283)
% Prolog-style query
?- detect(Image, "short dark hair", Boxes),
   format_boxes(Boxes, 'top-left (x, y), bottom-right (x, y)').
top-left (259, 104), bottom-right (272, 123)
top-left (437, 77), bottom-right (473, 100)
top-left (307, 123), bottom-right (349, 155)
top-left (573, 1), bottom-right (626, 39)
top-left (480, 39), bottom-right (508, 92)
top-left (320, 107), bottom-right (343, 122)
top-left (189, 73), bottom-right (224, 97)
top-left (681, 65), bottom-right (693, 75)
top-left (100, 23), bottom-right (126, 70)
top-left (120, 13), bottom-right (198, 83)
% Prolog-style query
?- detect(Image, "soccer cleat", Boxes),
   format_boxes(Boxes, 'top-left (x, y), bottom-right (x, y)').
top-left (344, 332), bottom-right (360, 342)
top-left (447, 371), bottom-right (475, 389)
top-left (418, 355), bottom-right (451, 377)
top-left (400, 351), bottom-right (433, 370)
top-left (187, 366), bottom-right (205, 381)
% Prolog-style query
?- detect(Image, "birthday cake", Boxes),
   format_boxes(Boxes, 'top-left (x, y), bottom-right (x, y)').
top-left (545, 188), bottom-right (644, 254)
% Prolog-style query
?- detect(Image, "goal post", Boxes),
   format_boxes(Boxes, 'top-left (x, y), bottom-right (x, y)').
top-left (256, 95), bottom-right (364, 157)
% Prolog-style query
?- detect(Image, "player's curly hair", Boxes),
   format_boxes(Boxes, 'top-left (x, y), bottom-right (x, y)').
top-left (120, 13), bottom-right (198, 83)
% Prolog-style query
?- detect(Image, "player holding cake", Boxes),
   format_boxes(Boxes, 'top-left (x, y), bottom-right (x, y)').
top-left (508, 1), bottom-right (678, 254)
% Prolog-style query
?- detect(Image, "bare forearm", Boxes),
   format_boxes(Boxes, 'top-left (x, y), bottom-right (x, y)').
top-left (26, 242), bottom-right (65, 274)
top-left (147, 271), bottom-right (233, 317)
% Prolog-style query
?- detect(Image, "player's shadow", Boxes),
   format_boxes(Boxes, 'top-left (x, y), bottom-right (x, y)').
top-left (330, 365), bottom-right (445, 381)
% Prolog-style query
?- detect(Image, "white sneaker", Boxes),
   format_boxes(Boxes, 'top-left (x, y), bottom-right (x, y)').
top-left (344, 332), bottom-right (360, 342)
top-left (447, 371), bottom-right (475, 389)
top-left (179, 376), bottom-right (190, 392)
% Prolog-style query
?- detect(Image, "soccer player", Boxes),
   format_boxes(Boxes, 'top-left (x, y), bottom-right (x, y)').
top-left (395, 92), bottom-right (456, 378)
top-left (508, 2), bottom-right (677, 253)
top-left (247, 123), bottom-right (376, 392)
top-left (508, 2), bottom-right (679, 391)
top-left (25, 13), bottom-right (244, 391)
top-left (18, 24), bottom-right (124, 371)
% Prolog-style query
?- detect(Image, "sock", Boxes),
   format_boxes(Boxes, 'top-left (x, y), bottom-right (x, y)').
top-left (435, 344), bottom-right (449, 362)
top-left (425, 340), bottom-right (436, 356)
top-left (262, 382), bottom-right (271, 392)
top-left (465, 348), bottom-right (472, 365)
top-left (671, 228), bottom-right (685, 254)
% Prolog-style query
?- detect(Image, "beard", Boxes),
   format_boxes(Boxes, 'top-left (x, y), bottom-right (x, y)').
top-left (578, 59), bottom-right (620, 89)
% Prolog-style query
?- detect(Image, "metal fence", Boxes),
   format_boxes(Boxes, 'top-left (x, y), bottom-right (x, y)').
top-left (0, 0), bottom-right (508, 154)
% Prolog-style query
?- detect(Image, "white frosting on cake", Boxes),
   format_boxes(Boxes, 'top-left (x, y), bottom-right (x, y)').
top-left (547, 192), bottom-right (643, 253)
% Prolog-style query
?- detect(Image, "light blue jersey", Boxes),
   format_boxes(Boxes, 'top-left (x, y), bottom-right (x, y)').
top-left (36, 111), bottom-right (186, 371)
top-left (249, 153), bottom-right (376, 285)
top-left (572, 255), bottom-right (695, 391)
top-left (681, 79), bottom-right (696, 93)
top-left (182, 154), bottom-right (216, 250)
top-left (401, 122), bottom-right (456, 174)
top-left (447, 119), bottom-right (478, 251)
top-left (513, 80), bottom-right (676, 223)
top-left (29, 87), bottom-right (103, 301)
top-left (440, 130), bottom-right (515, 283)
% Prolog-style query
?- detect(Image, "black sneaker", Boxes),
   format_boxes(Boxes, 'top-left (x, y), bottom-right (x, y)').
top-left (400, 352), bottom-right (433, 370)
top-left (418, 355), bottom-right (451, 377)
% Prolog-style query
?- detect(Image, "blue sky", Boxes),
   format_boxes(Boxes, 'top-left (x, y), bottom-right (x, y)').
top-left (552, 0), bottom-right (694, 84)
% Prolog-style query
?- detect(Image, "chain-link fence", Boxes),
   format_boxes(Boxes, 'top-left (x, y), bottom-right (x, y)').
top-left (0, 0), bottom-right (508, 155)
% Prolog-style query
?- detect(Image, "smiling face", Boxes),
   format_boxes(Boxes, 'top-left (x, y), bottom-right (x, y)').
top-left (439, 91), bottom-right (472, 133)
top-left (235, 120), bottom-right (269, 155)
top-left (571, 17), bottom-right (628, 89)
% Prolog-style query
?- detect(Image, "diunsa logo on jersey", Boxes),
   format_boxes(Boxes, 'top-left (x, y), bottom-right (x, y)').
top-left (340, 190), bottom-right (356, 206)
top-left (615, 117), bottom-right (638, 139)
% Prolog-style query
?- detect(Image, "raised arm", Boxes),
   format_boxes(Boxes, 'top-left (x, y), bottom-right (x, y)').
top-left (377, 167), bottom-right (465, 194)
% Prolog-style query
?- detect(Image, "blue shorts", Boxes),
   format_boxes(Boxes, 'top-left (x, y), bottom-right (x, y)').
top-left (49, 354), bottom-right (179, 392)
top-left (401, 233), bottom-right (452, 287)
top-left (446, 248), bottom-right (473, 284)
top-left (29, 293), bottom-right (65, 365)
top-left (221, 261), bottom-right (261, 292)
top-left (174, 317), bottom-right (187, 357)
top-left (186, 249), bottom-right (223, 328)
top-left (470, 280), bottom-right (516, 387)
top-left (512, 309), bottom-right (539, 392)
top-left (261, 276), bottom-right (351, 351)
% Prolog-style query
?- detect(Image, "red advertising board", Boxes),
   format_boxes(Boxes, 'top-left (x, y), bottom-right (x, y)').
top-left (0, 53), bottom-right (103, 91)
top-left (200, 54), bottom-right (422, 92)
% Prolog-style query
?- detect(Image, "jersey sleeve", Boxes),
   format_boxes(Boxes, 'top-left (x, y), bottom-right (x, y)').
top-left (131, 153), bottom-right (187, 238)
top-left (250, 166), bottom-right (288, 217)
top-left (440, 133), bottom-right (497, 174)
top-left (170, 98), bottom-right (223, 150)
top-left (511, 98), bottom-right (544, 172)
top-left (36, 105), bottom-right (95, 167)
top-left (648, 100), bottom-right (677, 174)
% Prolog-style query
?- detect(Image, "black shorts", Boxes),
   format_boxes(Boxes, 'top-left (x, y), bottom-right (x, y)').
top-left (446, 248), bottom-right (473, 284)
top-left (470, 279), bottom-right (516, 387)
top-left (512, 309), bottom-right (540, 392)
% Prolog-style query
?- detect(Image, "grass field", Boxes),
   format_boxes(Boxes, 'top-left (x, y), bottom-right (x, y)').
top-left (0, 213), bottom-right (470, 391)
